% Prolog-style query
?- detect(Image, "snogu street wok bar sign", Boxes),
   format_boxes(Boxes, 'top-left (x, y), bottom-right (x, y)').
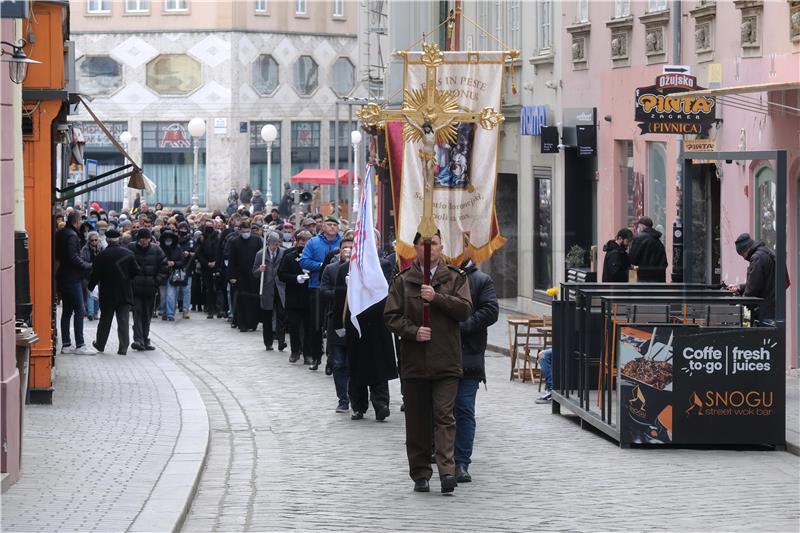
top-left (635, 73), bottom-right (716, 135)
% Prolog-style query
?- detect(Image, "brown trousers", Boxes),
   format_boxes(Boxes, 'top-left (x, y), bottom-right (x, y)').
top-left (402, 377), bottom-right (459, 481)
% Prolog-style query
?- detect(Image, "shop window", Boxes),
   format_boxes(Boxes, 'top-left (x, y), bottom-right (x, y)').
top-left (646, 142), bottom-right (667, 234)
top-left (291, 121), bottom-right (320, 175)
top-left (250, 121), bottom-right (282, 198)
top-left (77, 56), bottom-right (123, 96)
top-left (534, 170), bottom-right (553, 291)
top-left (293, 55), bottom-right (318, 96)
top-left (620, 140), bottom-right (642, 228)
top-left (146, 54), bottom-right (202, 95)
top-left (252, 55), bottom-right (279, 95)
top-left (141, 121), bottom-right (206, 207)
top-left (331, 57), bottom-right (355, 96)
top-left (755, 166), bottom-right (776, 250)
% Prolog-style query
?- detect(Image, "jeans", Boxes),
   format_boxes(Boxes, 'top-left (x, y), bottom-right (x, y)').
top-left (176, 278), bottom-right (191, 312)
top-left (86, 293), bottom-right (99, 318)
top-left (330, 343), bottom-right (349, 404)
top-left (540, 348), bottom-right (553, 391)
top-left (161, 283), bottom-right (177, 318)
top-left (60, 280), bottom-right (86, 347)
top-left (454, 378), bottom-right (480, 468)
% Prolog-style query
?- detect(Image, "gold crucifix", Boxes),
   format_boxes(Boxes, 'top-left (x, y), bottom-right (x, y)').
top-left (357, 41), bottom-right (504, 240)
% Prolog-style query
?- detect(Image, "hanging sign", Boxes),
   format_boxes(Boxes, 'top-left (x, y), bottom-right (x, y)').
top-left (635, 73), bottom-right (716, 135)
top-left (540, 126), bottom-right (560, 154)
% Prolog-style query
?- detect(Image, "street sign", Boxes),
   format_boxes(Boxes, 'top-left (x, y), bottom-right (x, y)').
top-left (85, 158), bottom-right (98, 178)
top-left (663, 64), bottom-right (691, 75)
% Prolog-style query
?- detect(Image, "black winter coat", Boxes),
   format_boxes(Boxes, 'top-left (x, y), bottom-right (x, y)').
top-left (228, 235), bottom-right (263, 294)
top-left (55, 224), bottom-right (92, 284)
top-left (741, 241), bottom-right (776, 320)
top-left (346, 258), bottom-right (399, 386)
top-left (459, 262), bottom-right (499, 381)
top-left (321, 260), bottom-right (347, 346)
top-left (159, 231), bottom-right (187, 272)
top-left (277, 246), bottom-right (309, 310)
top-left (196, 231), bottom-right (221, 272)
top-left (88, 243), bottom-right (140, 306)
top-left (602, 240), bottom-right (631, 282)
top-left (629, 227), bottom-right (668, 282)
top-left (127, 242), bottom-right (168, 297)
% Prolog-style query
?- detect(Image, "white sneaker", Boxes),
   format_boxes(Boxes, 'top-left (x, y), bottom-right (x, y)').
top-left (74, 345), bottom-right (97, 356)
top-left (61, 345), bottom-right (76, 354)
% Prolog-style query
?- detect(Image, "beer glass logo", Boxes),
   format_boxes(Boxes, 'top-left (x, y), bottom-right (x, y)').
top-left (685, 392), bottom-right (704, 416)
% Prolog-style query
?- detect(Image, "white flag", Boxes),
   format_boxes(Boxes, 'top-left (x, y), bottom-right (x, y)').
top-left (347, 164), bottom-right (388, 337)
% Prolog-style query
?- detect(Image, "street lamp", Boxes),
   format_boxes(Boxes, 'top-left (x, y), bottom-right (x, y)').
top-left (350, 129), bottom-right (362, 214)
top-left (260, 124), bottom-right (278, 212)
top-left (120, 131), bottom-right (132, 210)
top-left (0, 40), bottom-right (40, 85)
top-left (188, 117), bottom-right (206, 214)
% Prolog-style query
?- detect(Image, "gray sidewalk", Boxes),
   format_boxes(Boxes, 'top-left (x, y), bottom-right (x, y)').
top-left (1, 317), bottom-right (209, 533)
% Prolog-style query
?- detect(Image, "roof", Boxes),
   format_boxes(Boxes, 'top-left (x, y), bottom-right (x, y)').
top-left (290, 169), bottom-right (350, 185)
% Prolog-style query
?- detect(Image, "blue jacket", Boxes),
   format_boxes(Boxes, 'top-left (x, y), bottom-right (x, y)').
top-left (300, 233), bottom-right (342, 288)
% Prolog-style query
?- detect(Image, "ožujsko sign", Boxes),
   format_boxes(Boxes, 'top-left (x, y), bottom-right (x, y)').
top-left (634, 73), bottom-right (716, 135)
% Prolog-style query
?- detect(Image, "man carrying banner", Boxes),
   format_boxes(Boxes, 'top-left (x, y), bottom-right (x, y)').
top-left (384, 232), bottom-right (472, 494)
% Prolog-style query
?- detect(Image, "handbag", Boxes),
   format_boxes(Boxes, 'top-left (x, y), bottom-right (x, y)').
top-left (169, 267), bottom-right (188, 286)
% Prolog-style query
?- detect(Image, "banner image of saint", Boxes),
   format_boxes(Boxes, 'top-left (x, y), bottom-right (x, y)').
top-left (434, 123), bottom-right (474, 190)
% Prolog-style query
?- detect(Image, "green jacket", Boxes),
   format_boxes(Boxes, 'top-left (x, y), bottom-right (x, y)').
top-left (384, 259), bottom-right (472, 379)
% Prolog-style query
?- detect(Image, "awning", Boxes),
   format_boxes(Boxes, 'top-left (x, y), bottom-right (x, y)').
top-left (679, 81), bottom-right (800, 117)
top-left (291, 169), bottom-right (350, 185)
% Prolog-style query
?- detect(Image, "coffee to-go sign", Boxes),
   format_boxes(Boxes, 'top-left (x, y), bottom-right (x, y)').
top-left (634, 73), bottom-right (716, 135)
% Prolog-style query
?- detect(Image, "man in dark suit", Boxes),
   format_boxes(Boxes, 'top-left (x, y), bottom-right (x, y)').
top-left (89, 229), bottom-right (140, 355)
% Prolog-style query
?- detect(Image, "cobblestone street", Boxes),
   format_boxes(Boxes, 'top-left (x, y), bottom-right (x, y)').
top-left (151, 314), bottom-right (799, 532)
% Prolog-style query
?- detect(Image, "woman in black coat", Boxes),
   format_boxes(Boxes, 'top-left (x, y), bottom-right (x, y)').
top-left (277, 232), bottom-right (311, 362)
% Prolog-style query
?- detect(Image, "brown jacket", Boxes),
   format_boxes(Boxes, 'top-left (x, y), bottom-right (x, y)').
top-left (384, 259), bottom-right (472, 379)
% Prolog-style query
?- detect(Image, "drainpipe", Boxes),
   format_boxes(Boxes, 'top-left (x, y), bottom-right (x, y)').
top-left (671, 0), bottom-right (685, 282)
top-left (13, 19), bottom-right (24, 230)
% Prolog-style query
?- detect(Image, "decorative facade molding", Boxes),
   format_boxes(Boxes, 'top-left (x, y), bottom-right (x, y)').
top-left (734, 0), bottom-right (763, 57)
top-left (606, 16), bottom-right (632, 67)
top-left (566, 21), bottom-right (591, 71)
top-left (689, 1), bottom-right (716, 62)
top-left (638, 9), bottom-right (669, 65)
top-left (790, 1), bottom-right (800, 45)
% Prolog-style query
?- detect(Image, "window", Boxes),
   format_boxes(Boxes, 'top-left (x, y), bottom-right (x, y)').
top-left (125, 0), bottom-right (149, 12)
top-left (295, 0), bottom-right (307, 15)
top-left (87, 0), bottom-right (110, 13)
top-left (477, 1), bottom-right (489, 50)
top-left (576, 0), bottom-right (589, 23)
top-left (255, 0), bottom-right (267, 12)
top-left (620, 141), bottom-right (642, 228)
top-left (291, 121), bottom-right (320, 175)
top-left (538, 0), bottom-right (552, 51)
top-left (331, 57), bottom-right (355, 96)
top-left (146, 54), bottom-right (202, 95)
top-left (141, 122), bottom-right (207, 207)
top-left (164, 0), bottom-right (187, 11)
top-left (333, 0), bottom-right (344, 17)
top-left (252, 55), bottom-right (279, 95)
top-left (755, 167), bottom-right (776, 250)
top-left (508, 0), bottom-right (521, 51)
top-left (293, 55), bottom-right (318, 96)
top-left (534, 170), bottom-right (553, 291)
top-left (647, 0), bottom-right (667, 12)
top-left (494, 1), bottom-right (504, 46)
top-left (614, 0), bottom-right (630, 18)
top-left (647, 142), bottom-right (667, 234)
top-left (77, 56), bottom-right (123, 96)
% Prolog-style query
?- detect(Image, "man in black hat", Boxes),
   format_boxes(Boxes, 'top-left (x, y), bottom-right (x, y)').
top-left (628, 216), bottom-right (668, 282)
top-left (89, 229), bottom-right (140, 355)
top-left (727, 233), bottom-right (778, 322)
top-left (127, 228), bottom-right (168, 351)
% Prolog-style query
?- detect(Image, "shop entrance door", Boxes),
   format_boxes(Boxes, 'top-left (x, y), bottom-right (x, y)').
top-left (687, 163), bottom-right (721, 284)
top-left (564, 148), bottom-right (596, 278)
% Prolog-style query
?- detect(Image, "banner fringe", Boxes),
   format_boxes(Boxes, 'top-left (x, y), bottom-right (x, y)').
top-left (394, 232), bottom-right (507, 266)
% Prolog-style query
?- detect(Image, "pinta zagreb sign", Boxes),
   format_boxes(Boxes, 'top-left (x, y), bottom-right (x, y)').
top-left (635, 73), bottom-right (716, 135)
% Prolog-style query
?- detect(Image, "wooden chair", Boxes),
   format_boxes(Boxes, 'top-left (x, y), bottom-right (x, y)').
top-left (507, 315), bottom-right (540, 380)
top-left (515, 317), bottom-right (551, 384)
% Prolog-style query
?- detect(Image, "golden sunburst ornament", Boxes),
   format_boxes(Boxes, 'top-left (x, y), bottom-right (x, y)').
top-left (401, 87), bottom-right (462, 145)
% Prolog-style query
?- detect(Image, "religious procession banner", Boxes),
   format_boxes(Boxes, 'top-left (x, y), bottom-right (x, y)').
top-left (387, 51), bottom-right (507, 263)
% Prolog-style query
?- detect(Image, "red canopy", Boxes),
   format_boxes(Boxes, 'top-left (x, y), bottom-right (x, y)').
top-left (291, 169), bottom-right (350, 185)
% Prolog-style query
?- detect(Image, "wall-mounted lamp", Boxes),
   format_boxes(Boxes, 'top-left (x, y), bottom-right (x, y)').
top-left (603, 114), bottom-right (612, 122)
top-left (0, 39), bottom-right (40, 84)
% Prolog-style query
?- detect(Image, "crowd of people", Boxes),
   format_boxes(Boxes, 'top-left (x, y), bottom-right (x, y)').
top-left (54, 191), bottom-right (500, 495)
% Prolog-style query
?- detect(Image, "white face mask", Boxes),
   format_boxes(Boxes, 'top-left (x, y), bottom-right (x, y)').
top-left (164, 239), bottom-right (173, 246)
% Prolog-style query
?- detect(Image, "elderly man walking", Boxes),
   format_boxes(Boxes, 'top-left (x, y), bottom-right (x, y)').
top-left (253, 231), bottom-right (286, 351)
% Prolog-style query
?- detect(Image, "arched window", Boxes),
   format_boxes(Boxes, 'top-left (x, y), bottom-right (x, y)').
top-left (755, 166), bottom-right (776, 250)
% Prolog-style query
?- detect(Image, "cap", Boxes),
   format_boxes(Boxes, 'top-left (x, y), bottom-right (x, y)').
top-left (735, 233), bottom-right (755, 255)
top-left (282, 222), bottom-right (294, 229)
top-left (637, 217), bottom-right (654, 228)
top-left (324, 215), bottom-right (340, 225)
top-left (105, 229), bottom-right (121, 239)
top-left (302, 217), bottom-right (316, 226)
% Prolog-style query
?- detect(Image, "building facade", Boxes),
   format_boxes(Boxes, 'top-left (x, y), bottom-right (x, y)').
top-left (69, 0), bottom-right (365, 209)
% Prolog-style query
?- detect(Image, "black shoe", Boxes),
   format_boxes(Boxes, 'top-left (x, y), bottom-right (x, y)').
top-left (265, 344), bottom-right (273, 351)
top-left (162, 315), bottom-right (168, 321)
top-left (87, 315), bottom-right (94, 321)
top-left (308, 362), bottom-right (319, 371)
top-left (413, 479), bottom-right (430, 492)
top-left (117, 351), bottom-right (127, 356)
top-left (217, 313), bottom-right (225, 318)
top-left (440, 474), bottom-right (458, 494)
top-left (289, 353), bottom-right (300, 363)
top-left (324, 359), bottom-right (333, 375)
top-left (375, 404), bottom-right (390, 421)
top-left (400, 403), bottom-right (406, 412)
top-left (144, 344), bottom-right (156, 351)
top-left (131, 342), bottom-right (145, 351)
top-left (455, 466), bottom-right (472, 483)
top-left (350, 411), bottom-right (364, 420)
top-left (278, 342), bottom-right (287, 352)
top-left (430, 453), bottom-right (436, 464)
top-left (231, 322), bottom-right (238, 329)
top-left (207, 315), bottom-right (214, 319)
top-left (92, 341), bottom-right (104, 353)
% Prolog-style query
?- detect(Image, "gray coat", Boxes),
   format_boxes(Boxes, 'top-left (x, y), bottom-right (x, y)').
top-left (252, 247), bottom-right (286, 310)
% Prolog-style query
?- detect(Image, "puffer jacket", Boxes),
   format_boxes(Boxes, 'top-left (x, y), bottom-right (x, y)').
top-left (127, 241), bottom-right (168, 297)
top-left (629, 227), bottom-right (668, 282)
top-left (740, 241), bottom-right (777, 320)
top-left (384, 259), bottom-right (472, 380)
top-left (602, 240), bottom-right (630, 282)
top-left (459, 261), bottom-right (499, 382)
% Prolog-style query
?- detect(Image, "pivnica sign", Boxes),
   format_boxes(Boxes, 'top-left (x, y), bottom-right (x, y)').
top-left (634, 74), bottom-right (716, 135)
